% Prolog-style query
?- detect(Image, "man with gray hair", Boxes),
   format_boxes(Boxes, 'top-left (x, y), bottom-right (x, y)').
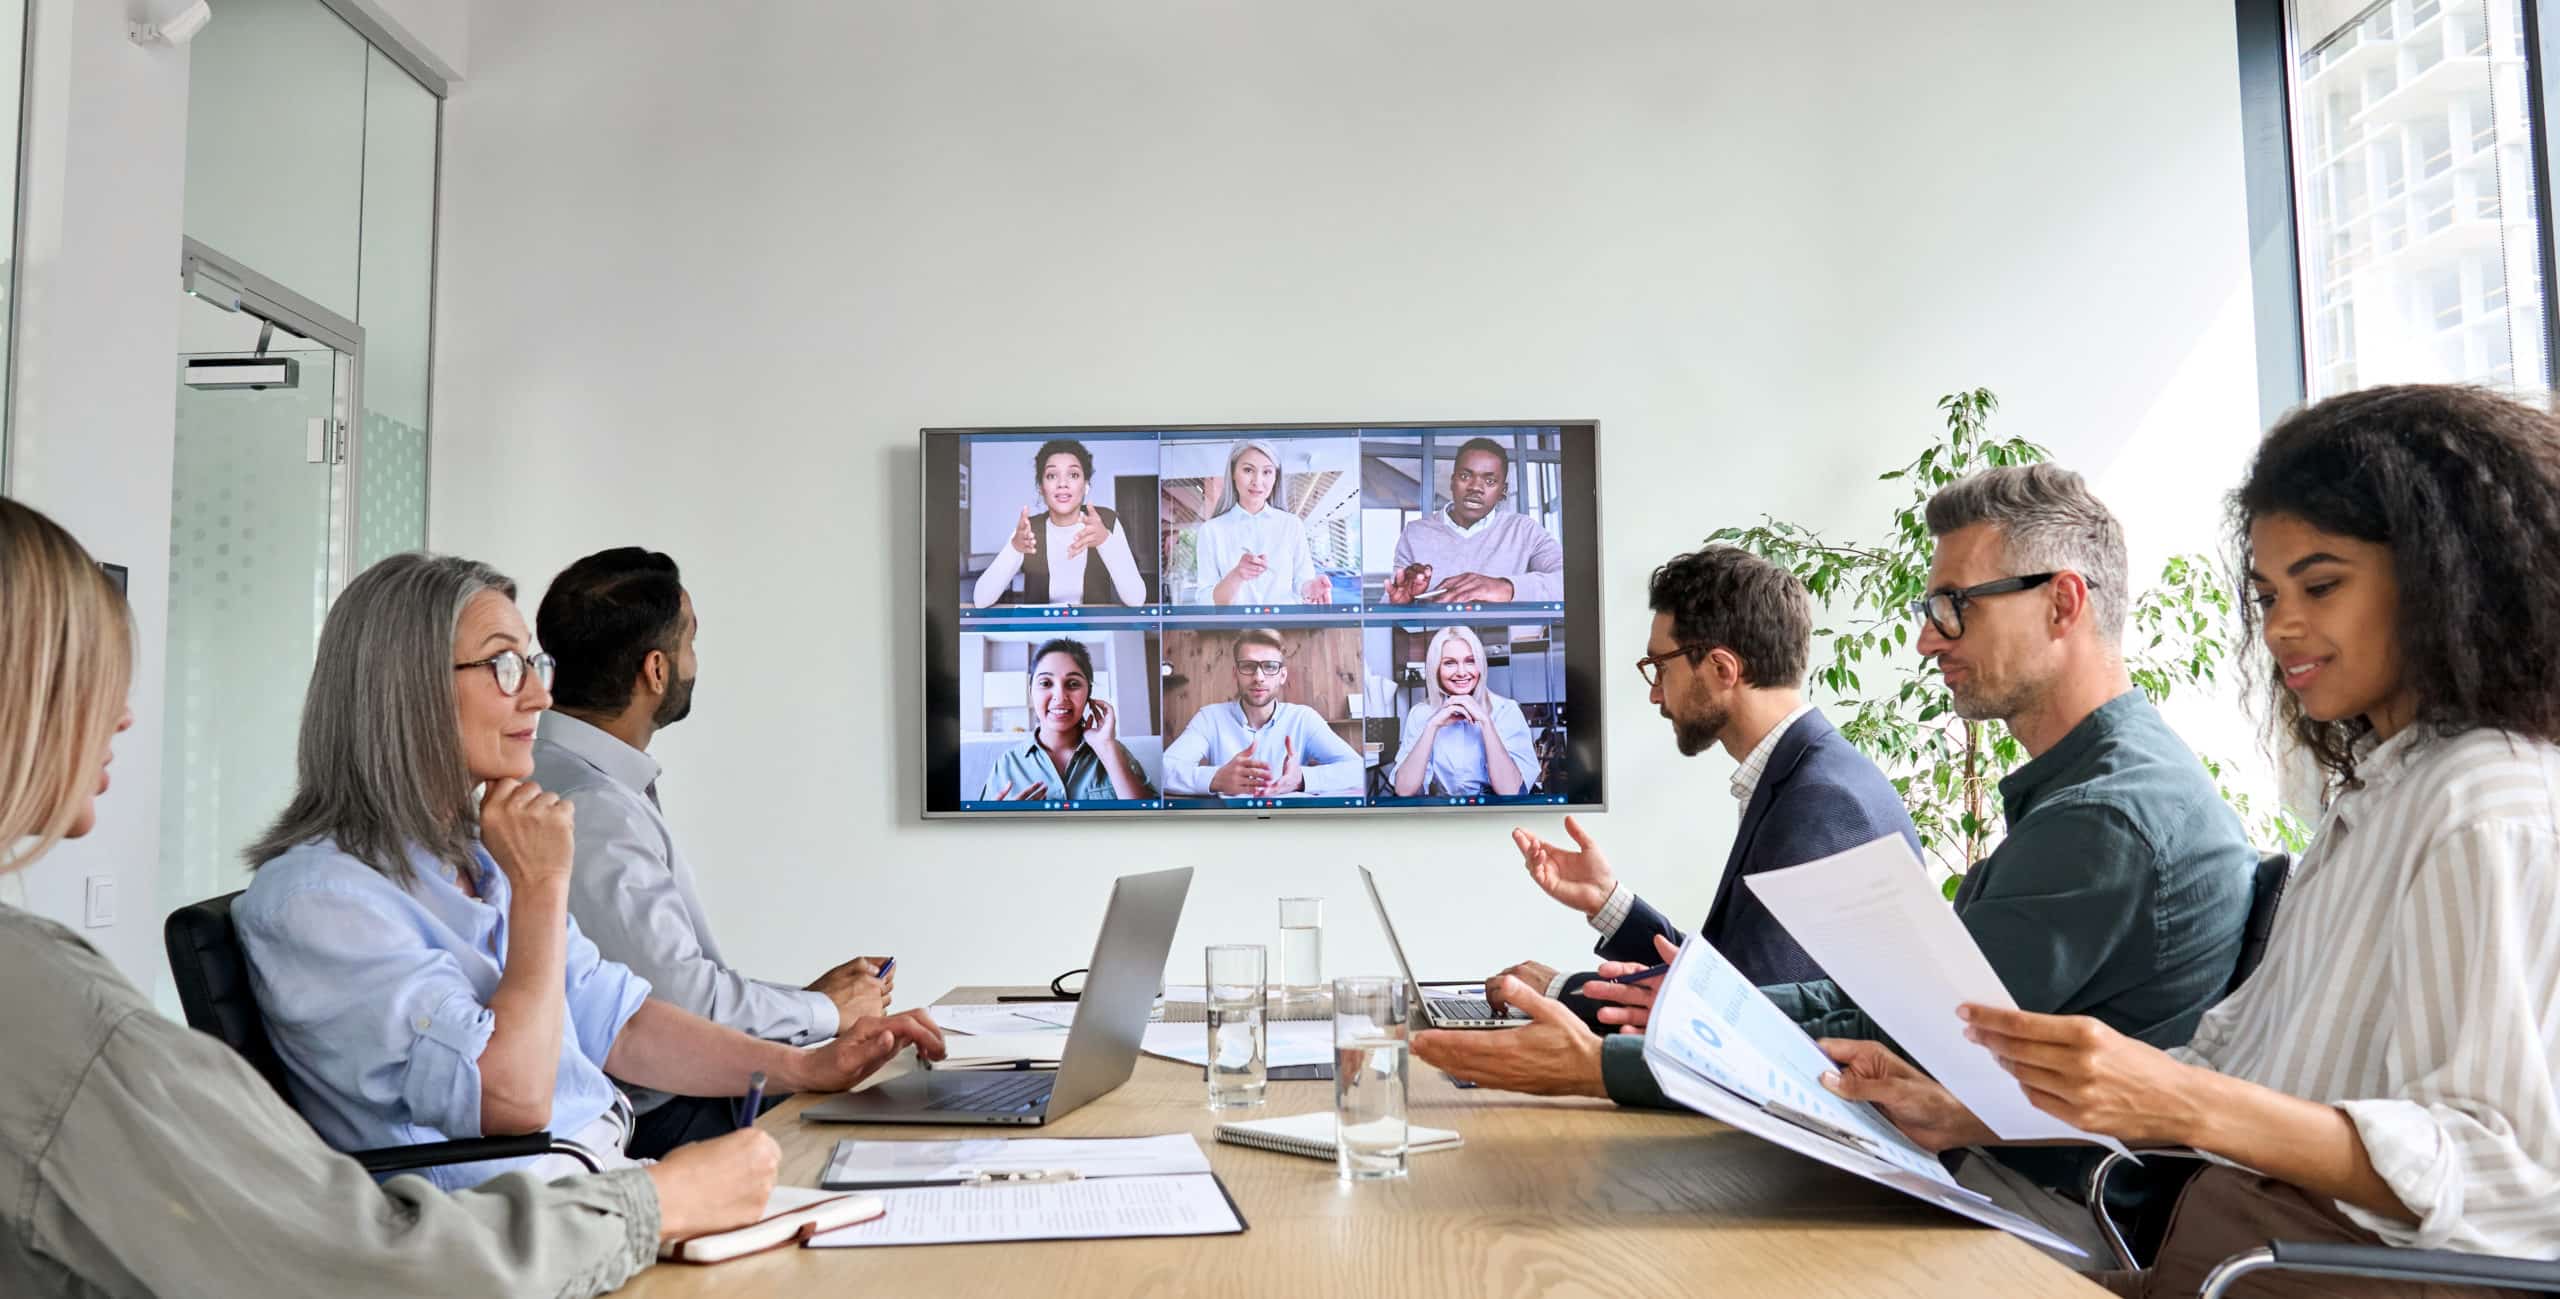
top-left (1780, 463), bottom-right (2256, 1252)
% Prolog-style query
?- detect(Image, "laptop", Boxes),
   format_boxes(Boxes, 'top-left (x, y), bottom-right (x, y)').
top-left (801, 866), bottom-right (1192, 1126)
top-left (1358, 865), bottom-right (1527, 1030)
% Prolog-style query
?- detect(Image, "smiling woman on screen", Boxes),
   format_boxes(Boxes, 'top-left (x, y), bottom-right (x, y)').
top-left (978, 637), bottom-right (1157, 803)
top-left (1392, 625), bottom-right (1540, 798)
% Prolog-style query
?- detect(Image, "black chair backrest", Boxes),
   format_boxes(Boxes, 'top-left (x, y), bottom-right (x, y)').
top-left (2226, 851), bottom-right (2294, 996)
top-left (164, 890), bottom-right (298, 1104)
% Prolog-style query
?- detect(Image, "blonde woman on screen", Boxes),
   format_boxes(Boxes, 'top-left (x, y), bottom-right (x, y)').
top-left (1191, 438), bottom-right (1330, 606)
top-left (1393, 625), bottom-right (1540, 797)
top-left (0, 498), bottom-right (781, 1298)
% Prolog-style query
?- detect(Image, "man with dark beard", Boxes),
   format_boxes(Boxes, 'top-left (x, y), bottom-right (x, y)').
top-left (532, 548), bottom-right (892, 1157)
top-left (1481, 545), bottom-right (1917, 1024)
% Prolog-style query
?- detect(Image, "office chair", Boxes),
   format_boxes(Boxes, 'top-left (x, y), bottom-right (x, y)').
top-left (2082, 853), bottom-right (2560, 1294)
top-left (166, 891), bottom-right (601, 1177)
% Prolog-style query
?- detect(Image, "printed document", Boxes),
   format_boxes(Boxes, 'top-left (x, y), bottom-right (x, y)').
top-left (822, 1133), bottom-right (1210, 1188)
top-left (805, 1173), bottom-right (1243, 1247)
top-left (1744, 834), bottom-right (2131, 1153)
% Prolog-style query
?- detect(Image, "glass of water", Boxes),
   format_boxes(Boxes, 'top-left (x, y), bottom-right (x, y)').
top-left (1332, 975), bottom-right (1410, 1180)
top-left (1204, 945), bottom-right (1268, 1109)
top-left (1278, 897), bottom-right (1323, 1012)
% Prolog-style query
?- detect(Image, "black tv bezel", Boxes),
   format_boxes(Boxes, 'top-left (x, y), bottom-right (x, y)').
top-left (921, 419), bottom-right (1607, 820)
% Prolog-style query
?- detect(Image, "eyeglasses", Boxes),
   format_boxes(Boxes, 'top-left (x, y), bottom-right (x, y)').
top-left (1634, 644), bottom-right (1714, 687)
top-left (1232, 659), bottom-right (1286, 678)
top-left (1905, 573), bottom-right (2087, 641)
top-left (454, 649), bottom-right (556, 697)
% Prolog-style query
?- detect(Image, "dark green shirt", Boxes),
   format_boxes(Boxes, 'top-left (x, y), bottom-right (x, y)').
top-left (1606, 691), bottom-right (2255, 1197)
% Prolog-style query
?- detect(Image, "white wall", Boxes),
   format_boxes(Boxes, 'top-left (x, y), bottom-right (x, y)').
top-left (433, 0), bottom-right (2268, 1008)
top-left (4, 0), bottom-right (192, 981)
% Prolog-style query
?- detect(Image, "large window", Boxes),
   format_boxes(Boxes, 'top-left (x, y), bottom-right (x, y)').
top-left (2248, 0), bottom-right (2558, 407)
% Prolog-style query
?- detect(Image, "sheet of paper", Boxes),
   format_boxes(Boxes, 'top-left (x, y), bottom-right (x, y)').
top-left (1641, 937), bottom-right (2087, 1258)
top-left (926, 1003), bottom-right (1075, 1036)
top-left (1139, 1020), bottom-right (1331, 1069)
top-left (804, 1173), bottom-right (1243, 1247)
top-left (1642, 933), bottom-right (1954, 1186)
top-left (822, 1133), bottom-right (1210, 1187)
top-left (1744, 834), bottom-right (2131, 1153)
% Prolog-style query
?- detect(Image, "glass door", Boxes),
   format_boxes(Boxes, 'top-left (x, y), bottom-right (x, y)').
top-left (159, 245), bottom-right (362, 911)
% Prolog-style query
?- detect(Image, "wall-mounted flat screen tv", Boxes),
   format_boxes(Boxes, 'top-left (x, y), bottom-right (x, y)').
top-left (922, 422), bottom-right (1604, 818)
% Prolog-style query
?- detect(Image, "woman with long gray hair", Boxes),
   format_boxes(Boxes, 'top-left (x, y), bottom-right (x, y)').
top-left (0, 499), bottom-right (781, 1297)
top-left (1190, 437), bottom-right (1330, 605)
top-left (234, 552), bottom-right (943, 1193)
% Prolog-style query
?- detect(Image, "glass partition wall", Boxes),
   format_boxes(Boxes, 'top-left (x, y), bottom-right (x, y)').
top-left (160, 0), bottom-right (439, 927)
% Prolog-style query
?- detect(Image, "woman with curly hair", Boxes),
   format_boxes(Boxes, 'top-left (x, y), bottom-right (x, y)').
top-left (1820, 384), bottom-right (2560, 1297)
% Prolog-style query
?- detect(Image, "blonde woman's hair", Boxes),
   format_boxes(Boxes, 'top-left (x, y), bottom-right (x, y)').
top-left (1421, 625), bottom-right (1499, 711)
top-left (0, 500), bottom-right (134, 876)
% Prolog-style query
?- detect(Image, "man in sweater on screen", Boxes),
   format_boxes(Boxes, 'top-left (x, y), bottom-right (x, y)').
top-left (530, 546), bottom-right (896, 1159)
top-left (1383, 438), bottom-right (1566, 605)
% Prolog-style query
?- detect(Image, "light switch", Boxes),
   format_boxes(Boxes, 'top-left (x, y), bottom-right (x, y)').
top-left (84, 875), bottom-right (116, 928)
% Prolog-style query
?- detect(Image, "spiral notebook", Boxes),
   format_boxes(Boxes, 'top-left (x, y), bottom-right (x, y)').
top-left (1213, 1111), bottom-right (1463, 1160)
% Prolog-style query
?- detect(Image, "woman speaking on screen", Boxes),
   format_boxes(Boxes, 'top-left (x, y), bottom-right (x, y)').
top-left (1392, 625), bottom-right (1540, 798)
top-left (978, 638), bottom-right (1158, 803)
top-left (1192, 438), bottom-right (1330, 606)
top-left (972, 439), bottom-right (1147, 608)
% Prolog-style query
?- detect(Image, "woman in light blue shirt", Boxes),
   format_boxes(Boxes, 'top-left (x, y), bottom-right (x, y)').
top-left (236, 554), bottom-right (945, 1191)
top-left (1391, 624), bottom-right (1541, 797)
top-left (1191, 438), bottom-right (1330, 605)
top-left (977, 637), bottom-right (1158, 803)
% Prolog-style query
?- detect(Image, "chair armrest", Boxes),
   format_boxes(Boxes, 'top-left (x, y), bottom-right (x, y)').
top-left (2087, 1147), bottom-right (2210, 1271)
top-left (350, 1132), bottom-right (603, 1176)
top-left (2203, 1243), bottom-right (2560, 1299)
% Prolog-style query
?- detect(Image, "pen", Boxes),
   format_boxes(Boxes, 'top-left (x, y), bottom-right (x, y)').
top-left (875, 956), bottom-right (895, 979)
top-left (1592, 962), bottom-right (1671, 986)
top-left (736, 1069), bottom-right (766, 1130)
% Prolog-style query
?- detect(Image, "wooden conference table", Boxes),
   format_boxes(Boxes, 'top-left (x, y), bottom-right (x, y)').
top-left (620, 987), bottom-right (2105, 1299)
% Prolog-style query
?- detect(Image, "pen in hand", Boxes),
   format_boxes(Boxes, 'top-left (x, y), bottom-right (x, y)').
top-left (735, 1070), bottom-right (767, 1130)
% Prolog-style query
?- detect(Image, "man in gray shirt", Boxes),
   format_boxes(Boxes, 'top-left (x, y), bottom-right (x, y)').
top-left (1384, 437), bottom-right (1565, 605)
top-left (533, 547), bottom-right (891, 1159)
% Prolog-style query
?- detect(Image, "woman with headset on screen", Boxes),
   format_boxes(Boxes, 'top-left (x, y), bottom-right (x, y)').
top-left (1191, 438), bottom-right (1332, 606)
top-left (972, 438), bottom-right (1148, 608)
top-left (1392, 624), bottom-right (1541, 798)
top-left (979, 638), bottom-right (1158, 803)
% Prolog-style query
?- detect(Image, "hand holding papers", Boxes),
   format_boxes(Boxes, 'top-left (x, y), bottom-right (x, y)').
top-left (1640, 934), bottom-right (2088, 1256)
top-left (1743, 834), bottom-right (2132, 1156)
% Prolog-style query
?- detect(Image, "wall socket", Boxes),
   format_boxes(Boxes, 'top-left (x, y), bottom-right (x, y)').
top-left (83, 875), bottom-right (116, 928)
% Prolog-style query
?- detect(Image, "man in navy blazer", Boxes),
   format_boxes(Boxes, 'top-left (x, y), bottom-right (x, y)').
top-left (1482, 545), bottom-right (1919, 1034)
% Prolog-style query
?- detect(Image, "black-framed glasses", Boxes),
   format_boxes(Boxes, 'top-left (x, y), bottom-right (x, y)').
top-left (1232, 659), bottom-right (1287, 678)
top-left (1906, 573), bottom-right (2087, 640)
top-left (1634, 644), bottom-right (1714, 687)
top-left (454, 650), bottom-right (556, 697)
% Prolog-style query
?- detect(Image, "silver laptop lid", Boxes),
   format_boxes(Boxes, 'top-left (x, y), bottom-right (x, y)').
top-left (1357, 865), bottom-right (1427, 991)
top-left (1044, 866), bottom-right (1193, 1116)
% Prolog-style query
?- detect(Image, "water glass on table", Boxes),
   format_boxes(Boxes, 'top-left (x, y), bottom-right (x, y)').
top-left (1277, 896), bottom-right (1324, 1012)
top-left (1205, 944), bottom-right (1269, 1109)
top-left (1332, 975), bottom-right (1410, 1180)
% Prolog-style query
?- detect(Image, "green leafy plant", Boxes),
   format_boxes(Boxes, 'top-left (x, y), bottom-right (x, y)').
top-left (1709, 389), bottom-right (2307, 894)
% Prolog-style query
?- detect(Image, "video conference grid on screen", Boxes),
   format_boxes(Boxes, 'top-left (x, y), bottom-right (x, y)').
top-left (922, 423), bottom-right (1605, 817)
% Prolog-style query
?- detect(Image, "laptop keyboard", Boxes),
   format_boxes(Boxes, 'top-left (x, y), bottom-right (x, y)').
top-left (926, 1072), bottom-right (1055, 1114)
top-left (1430, 997), bottom-right (1502, 1021)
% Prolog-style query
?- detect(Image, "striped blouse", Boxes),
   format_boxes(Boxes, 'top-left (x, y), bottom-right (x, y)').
top-left (2170, 726), bottom-right (2560, 1257)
